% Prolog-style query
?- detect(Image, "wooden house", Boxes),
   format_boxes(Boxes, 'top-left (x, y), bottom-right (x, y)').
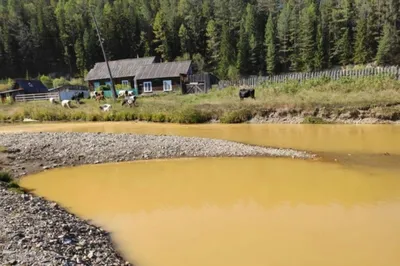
top-left (85, 57), bottom-right (156, 91)
top-left (135, 61), bottom-right (192, 94)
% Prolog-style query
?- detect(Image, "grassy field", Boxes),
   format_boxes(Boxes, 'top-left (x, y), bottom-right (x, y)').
top-left (1, 76), bottom-right (400, 124)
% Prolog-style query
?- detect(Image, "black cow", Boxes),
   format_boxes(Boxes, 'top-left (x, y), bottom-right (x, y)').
top-left (71, 91), bottom-right (85, 104)
top-left (239, 88), bottom-right (255, 100)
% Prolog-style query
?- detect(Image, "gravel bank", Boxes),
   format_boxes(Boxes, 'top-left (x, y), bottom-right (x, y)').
top-left (0, 132), bottom-right (312, 177)
top-left (0, 132), bottom-right (313, 265)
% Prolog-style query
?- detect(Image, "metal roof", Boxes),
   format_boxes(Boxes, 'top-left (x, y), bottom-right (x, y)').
top-left (85, 57), bottom-right (156, 81)
top-left (14, 79), bottom-right (48, 93)
top-left (0, 88), bottom-right (24, 95)
top-left (135, 61), bottom-right (192, 80)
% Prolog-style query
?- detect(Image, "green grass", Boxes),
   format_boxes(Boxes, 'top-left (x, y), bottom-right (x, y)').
top-left (1, 76), bottom-right (400, 124)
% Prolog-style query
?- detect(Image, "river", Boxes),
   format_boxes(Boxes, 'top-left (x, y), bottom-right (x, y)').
top-left (2, 122), bottom-right (400, 266)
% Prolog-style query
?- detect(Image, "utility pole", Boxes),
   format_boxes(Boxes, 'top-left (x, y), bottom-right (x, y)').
top-left (89, 6), bottom-right (117, 101)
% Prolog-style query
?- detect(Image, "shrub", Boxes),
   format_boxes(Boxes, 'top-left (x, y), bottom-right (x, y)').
top-left (0, 171), bottom-right (12, 183)
top-left (53, 77), bottom-right (69, 88)
top-left (172, 108), bottom-right (211, 124)
top-left (220, 109), bottom-right (253, 123)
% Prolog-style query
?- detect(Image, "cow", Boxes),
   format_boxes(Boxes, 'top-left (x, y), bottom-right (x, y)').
top-left (121, 95), bottom-right (137, 108)
top-left (99, 104), bottom-right (112, 112)
top-left (71, 91), bottom-right (85, 104)
top-left (239, 88), bottom-right (256, 100)
top-left (94, 91), bottom-right (105, 102)
top-left (49, 98), bottom-right (58, 104)
top-left (61, 100), bottom-right (72, 109)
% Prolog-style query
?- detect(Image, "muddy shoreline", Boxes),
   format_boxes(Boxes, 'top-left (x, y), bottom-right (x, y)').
top-left (0, 132), bottom-right (313, 265)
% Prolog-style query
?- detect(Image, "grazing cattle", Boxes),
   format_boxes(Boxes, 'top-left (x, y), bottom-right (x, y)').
top-left (121, 95), bottom-right (137, 108)
top-left (71, 91), bottom-right (84, 104)
top-left (239, 88), bottom-right (255, 100)
top-left (49, 98), bottom-right (58, 104)
top-left (95, 91), bottom-right (105, 102)
top-left (61, 100), bottom-right (72, 109)
top-left (99, 104), bottom-right (112, 112)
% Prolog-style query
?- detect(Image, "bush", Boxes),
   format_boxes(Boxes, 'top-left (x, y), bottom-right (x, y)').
top-left (53, 77), bottom-right (69, 88)
top-left (172, 108), bottom-right (211, 124)
top-left (220, 109), bottom-right (253, 123)
top-left (0, 171), bottom-right (12, 183)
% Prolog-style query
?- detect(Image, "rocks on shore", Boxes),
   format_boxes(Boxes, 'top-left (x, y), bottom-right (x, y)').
top-left (0, 132), bottom-right (313, 266)
top-left (0, 132), bottom-right (312, 178)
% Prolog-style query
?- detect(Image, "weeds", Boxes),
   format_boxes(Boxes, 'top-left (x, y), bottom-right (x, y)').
top-left (0, 171), bottom-right (26, 193)
top-left (0, 171), bottom-right (12, 183)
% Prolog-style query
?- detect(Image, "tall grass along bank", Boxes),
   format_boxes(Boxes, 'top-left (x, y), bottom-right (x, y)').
top-left (1, 76), bottom-right (400, 124)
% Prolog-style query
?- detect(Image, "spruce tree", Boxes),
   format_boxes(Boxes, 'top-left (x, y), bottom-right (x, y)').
top-left (277, 3), bottom-right (291, 72)
top-left (299, 2), bottom-right (317, 71)
top-left (218, 24), bottom-right (232, 78)
top-left (205, 19), bottom-right (219, 72)
top-left (237, 19), bottom-right (250, 75)
top-left (353, 16), bottom-right (369, 64)
top-left (265, 14), bottom-right (276, 74)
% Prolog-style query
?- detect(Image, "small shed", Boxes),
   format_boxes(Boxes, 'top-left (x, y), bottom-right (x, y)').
top-left (49, 85), bottom-right (90, 100)
top-left (135, 61), bottom-right (192, 94)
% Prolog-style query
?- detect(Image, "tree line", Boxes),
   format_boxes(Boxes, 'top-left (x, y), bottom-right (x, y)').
top-left (0, 0), bottom-right (399, 80)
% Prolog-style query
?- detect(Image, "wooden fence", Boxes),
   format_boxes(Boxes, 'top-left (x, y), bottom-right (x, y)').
top-left (218, 66), bottom-right (400, 89)
top-left (15, 92), bottom-right (60, 102)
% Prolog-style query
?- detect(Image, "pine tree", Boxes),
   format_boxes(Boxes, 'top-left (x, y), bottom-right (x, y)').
top-left (244, 4), bottom-right (258, 73)
top-left (74, 38), bottom-right (85, 77)
top-left (265, 14), bottom-right (276, 74)
top-left (299, 2), bottom-right (317, 71)
top-left (153, 11), bottom-right (170, 61)
top-left (179, 24), bottom-right (190, 55)
top-left (218, 24), bottom-right (232, 78)
top-left (277, 3), bottom-right (291, 72)
top-left (205, 19), bottom-right (219, 71)
top-left (353, 16), bottom-right (369, 64)
top-left (376, 23), bottom-right (399, 65)
top-left (315, 20), bottom-right (324, 70)
top-left (237, 20), bottom-right (250, 75)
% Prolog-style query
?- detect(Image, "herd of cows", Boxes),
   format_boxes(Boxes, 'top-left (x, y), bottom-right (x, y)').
top-left (48, 87), bottom-right (255, 112)
top-left (49, 90), bottom-right (137, 112)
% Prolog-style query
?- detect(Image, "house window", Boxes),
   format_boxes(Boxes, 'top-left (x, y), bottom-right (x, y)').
top-left (143, 82), bottom-right (152, 93)
top-left (122, 80), bottom-right (129, 88)
top-left (163, 80), bottom-right (172, 92)
top-left (105, 81), bottom-right (112, 88)
top-left (94, 82), bottom-right (100, 89)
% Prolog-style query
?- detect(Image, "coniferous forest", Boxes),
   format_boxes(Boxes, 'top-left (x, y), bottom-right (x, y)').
top-left (0, 0), bottom-right (399, 80)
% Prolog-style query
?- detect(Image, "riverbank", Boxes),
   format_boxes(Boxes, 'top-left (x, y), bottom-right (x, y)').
top-left (0, 132), bottom-right (313, 265)
top-left (1, 76), bottom-right (400, 124)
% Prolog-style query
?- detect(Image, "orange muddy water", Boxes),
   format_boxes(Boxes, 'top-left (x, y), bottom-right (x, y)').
top-left (2, 122), bottom-right (399, 266)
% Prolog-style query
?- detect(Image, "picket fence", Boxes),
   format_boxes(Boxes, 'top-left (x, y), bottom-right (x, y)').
top-left (218, 66), bottom-right (400, 89)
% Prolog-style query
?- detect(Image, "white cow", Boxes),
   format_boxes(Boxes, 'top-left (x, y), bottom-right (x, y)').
top-left (99, 104), bottom-right (112, 112)
top-left (61, 100), bottom-right (72, 109)
top-left (49, 98), bottom-right (57, 104)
